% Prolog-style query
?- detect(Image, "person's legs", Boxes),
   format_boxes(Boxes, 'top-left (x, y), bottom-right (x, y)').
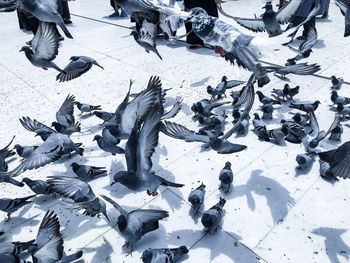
top-left (61, 0), bottom-right (72, 24)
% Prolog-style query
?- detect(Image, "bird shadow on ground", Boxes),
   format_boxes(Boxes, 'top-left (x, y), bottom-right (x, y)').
top-left (190, 77), bottom-right (212, 88)
top-left (188, 205), bottom-right (205, 224)
top-left (84, 236), bottom-right (114, 263)
top-left (311, 227), bottom-right (350, 263)
top-left (0, 216), bottom-right (40, 240)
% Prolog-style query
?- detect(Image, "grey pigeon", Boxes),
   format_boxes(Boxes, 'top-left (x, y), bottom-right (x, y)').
top-left (285, 85), bottom-right (300, 100)
top-left (201, 197), bottom-right (226, 234)
top-left (70, 162), bottom-right (107, 180)
top-left (232, 0), bottom-right (302, 37)
top-left (335, 0), bottom-right (350, 37)
top-left (256, 91), bottom-right (281, 105)
top-left (271, 87), bottom-right (287, 101)
top-left (75, 101), bottom-right (102, 115)
top-left (188, 183), bottom-right (205, 213)
top-left (292, 112), bottom-right (308, 126)
top-left (0, 136), bottom-right (15, 172)
top-left (111, 105), bottom-right (183, 195)
top-left (330, 76), bottom-right (344, 90)
top-left (0, 239), bottom-right (34, 256)
top-left (20, 22), bottom-right (65, 73)
top-left (161, 120), bottom-right (247, 154)
top-left (331, 91), bottom-right (350, 106)
top-left (261, 102), bottom-right (274, 120)
top-left (207, 76), bottom-right (245, 100)
top-left (141, 246), bottom-right (189, 263)
top-left (337, 104), bottom-right (350, 118)
top-left (57, 56), bottom-right (104, 82)
top-left (48, 176), bottom-right (109, 219)
top-left (252, 113), bottom-right (269, 142)
top-left (92, 110), bottom-right (113, 123)
top-left (219, 162), bottom-right (233, 193)
top-left (281, 119), bottom-right (306, 144)
top-left (101, 194), bottom-right (169, 253)
top-left (0, 171), bottom-right (24, 187)
top-left (319, 160), bottom-right (338, 183)
top-left (234, 117), bottom-right (249, 135)
top-left (289, 100), bottom-right (321, 113)
top-left (267, 128), bottom-right (286, 145)
top-left (93, 135), bottom-right (125, 155)
top-left (22, 177), bottom-right (51, 195)
top-left (318, 141), bottom-right (350, 179)
top-left (10, 117), bottom-right (83, 177)
top-left (296, 153), bottom-right (315, 170)
top-left (329, 123), bottom-right (343, 141)
top-left (13, 144), bottom-right (38, 159)
top-left (19, 0), bottom-right (73, 38)
top-left (191, 99), bottom-right (229, 118)
top-left (0, 195), bottom-right (35, 221)
top-left (28, 211), bottom-right (83, 263)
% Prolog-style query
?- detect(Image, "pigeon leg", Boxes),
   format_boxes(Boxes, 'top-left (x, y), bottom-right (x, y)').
top-left (5, 213), bottom-right (11, 222)
top-left (122, 241), bottom-right (129, 249)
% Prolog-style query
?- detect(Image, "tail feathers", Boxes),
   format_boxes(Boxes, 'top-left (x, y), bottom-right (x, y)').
top-left (58, 21), bottom-right (73, 39)
top-left (345, 24), bottom-right (350, 37)
top-left (141, 220), bottom-right (159, 235)
top-left (61, 251), bottom-right (83, 263)
top-left (12, 239), bottom-right (35, 253)
top-left (158, 176), bottom-right (184, 188)
top-left (7, 177), bottom-right (24, 187)
top-left (51, 62), bottom-right (65, 74)
top-left (153, 47), bottom-right (163, 60)
top-left (172, 246), bottom-right (189, 260)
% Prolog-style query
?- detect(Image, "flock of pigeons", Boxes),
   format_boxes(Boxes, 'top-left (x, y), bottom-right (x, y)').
top-left (0, 0), bottom-right (350, 262)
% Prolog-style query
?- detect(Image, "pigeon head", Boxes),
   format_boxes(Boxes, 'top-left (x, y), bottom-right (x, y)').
top-left (224, 161), bottom-right (231, 169)
top-left (201, 213), bottom-right (213, 228)
top-left (296, 155), bottom-right (306, 165)
top-left (263, 2), bottom-right (273, 10)
top-left (117, 215), bottom-right (127, 231)
top-left (191, 103), bottom-right (198, 113)
top-left (70, 162), bottom-right (79, 172)
top-left (293, 113), bottom-right (301, 123)
top-left (129, 31), bottom-right (139, 40)
top-left (187, 7), bottom-right (208, 22)
top-left (232, 109), bottom-right (241, 119)
top-left (51, 122), bottom-right (62, 132)
top-left (308, 139), bottom-right (319, 149)
top-left (141, 249), bottom-right (153, 263)
top-left (207, 85), bottom-right (213, 94)
top-left (111, 171), bottom-right (130, 186)
top-left (19, 46), bottom-right (32, 53)
top-left (13, 144), bottom-right (22, 151)
top-left (314, 100), bottom-right (321, 107)
top-left (93, 135), bottom-right (102, 141)
top-left (253, 113), bottom-right (260, 120)
top-left (74, 101), bottom-right (82, 107)
top-left (221, 76), bottom-right (228, 82)
top-left (22, 177), bottom-right (34, 184)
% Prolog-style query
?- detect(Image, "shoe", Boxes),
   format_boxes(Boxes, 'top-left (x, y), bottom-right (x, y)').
top-left (189, 44), bottom-right (203, 50)
top-left (322, 12), bottom-right (328, 19)
top-left (64, 18), bottom-right (72, 24)
top-left (120, 9), bottom-right (128, 17)
top-left (109, 12), bottom-right (118, 18)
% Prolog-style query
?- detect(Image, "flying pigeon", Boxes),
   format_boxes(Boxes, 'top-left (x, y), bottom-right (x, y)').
top-left (74, 101), bottom-right (102, 115)
top-left (0, 136), bottom-right (15, 172)
top-left (22, 177), bottom-right (51, 195)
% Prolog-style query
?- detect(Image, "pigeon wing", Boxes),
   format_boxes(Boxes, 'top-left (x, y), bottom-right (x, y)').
top-left (20, 117), bottom-right (55, 135)
top-left (225, 80), bottom-right (245, 89)
top-left (160, 121), bottom-right (210, 143)
top-left (276, 0), bottom-right (303, 24)
top-left (128, 209), bottom-right (169, 225)
top-left (139, 20), bottom-right (157, 47)
top-left (32, 22), bottom-right (59, 61)
top-left (299, 25), bottom-right (318, 52)
top-left (56, 94), bottom-right (75, 125)
top-left (335, 0), bottom-right (349, 15)
top-left (57, 57), bottom-right (93, 82)
top-left (100, 194), bottom-right (128, 217)
top-left (233, 17), bottom-right (265, 32)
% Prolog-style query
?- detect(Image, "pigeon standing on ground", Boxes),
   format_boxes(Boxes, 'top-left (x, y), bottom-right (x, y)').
top-left (252, 113), bottom-right (269, 141)
top-left (0, 195), bottom-right (35, 221)
top-left (285, 85), bottom-right (300, 101)
top-left (331, 91), bottom-right (350, 105)
top-left (141, 246), bottom-right (189, 263)
top-left (319, 160), bottom-right (338, 182)
top-left (261, 101), bottom-right (274, 120)
top-left (296, 153), bottom-right (315, 170)
top-left (201, 197), bottom-right (226, 234)
top-left (335, 0), bottom-right (350, 37)
top-left (101, 194), bottom-right (169, 253)
top-left (289, 100), bottom-right (321, 113)
top-left (330, 76), bottom-right (343, 90)
top-left (188, 183), bottom-right (206, 213)
top-left (74, 101), bottom-right (102, 115)
top-left (0, 136), bottom-right (15, 172)
top-left (281, 119), bottom-right (306, 144)
top-left (256, 91), bottom-right (281, 106)
top-left (329, 123), bottom-right (343, 141)
top-left (27, 211), bottom-right (83, 263)
top-left (70, 162), bottom-right (107, 180)
top-left (57, 56), bottom-right (104, 82)
top-left (219, 162), bottom-right (233, 193)
top-left (22, 178), bottom-right (51, 195)
top-left (267, 127), bottom-right (286, 145)
top-left (207, 76), bottom-right (245, 100)
top-left (13, 144), bottom-right (38, 159)
top-left (20, 22), bottom-right (65, 73)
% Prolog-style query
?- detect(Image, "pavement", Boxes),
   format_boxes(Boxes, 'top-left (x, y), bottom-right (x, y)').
top-left (0, 0), bottom-right (349, 262)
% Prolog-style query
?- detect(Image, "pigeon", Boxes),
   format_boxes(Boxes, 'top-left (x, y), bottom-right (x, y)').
top-left (287, 23), bottom-right (317, 64)
top-left (271, 86), bottom-right (287, 101)
top-left (0, 136), bottom-right (15, 172)
top-left (13, 144), bottom-right (38, 159)
top-left (22, 178), bottom-right (51, 195)
top-left (219, 162), bottom-right (233, 193)
top-left (201, 197), bottom-right (226, 234)
top-left (285, 85), bottom-right (300, 100)
top-left (191, 99), bottom-right (229, 118)
top-left (318, 141), bottom-right (350, 179)
top-left (256, 91), bottom-right (281, 106)
top-left (56, 56), bottom-right (104, 82)
top-left (131, 14), bottom-right (162, 60)
top-left (0, 239), bottom-right (34, 256)
top-left (27, 211), bottom-right (83, 263)
top-left (19, 0), bottom-right (73, 38)
top-left (289, 100), bottom-right (321, 113)
top-left (48, 176), bottom-right (109, 219)
top-left (74, 101), bottom-right (102, 115)
top-left (267, 127), bottom-right (286, 145)
top-left (20, 22), bottom-right (65, 73)
top-left (9, 117), bottom-right (83, 177)
top-left (92, 110), bottom-right (114, 123)
top-left (0, 195), bottom-right (35, 221)
top-left (106, 76), bottom-right (162, 140)
top-left (319, 160), bottom-right (338, 182)
top-left (252, 113), bottom-right (269, 141)
top-left (231, 0), bottom-right (302, 37)
top-left (330, 76), bottom-right (343, 90)
top-left (141, 246), bottom-right (189, 263)
top-left (111, 105), bottom-right (183, 195)
top-left (296, 153), bottom-right (315, 170)
top-left (188, 183), bottom-right (206, 213)
top-left (101, 194), bottom-right (169, 253)
top-left (292, 112), bottom-right (309, 126)
top-left (261, 102), bottom-right (274, 120)
top-left (335, 0), bottom-right (350, 37)
top-left (207, 76), bottom-right (245, 100)
top-left (331, 91), bottom-right (350, 106)
top-left (281, 119), bottom-right (306, 144)
top-left (93, 135), bottom-right (125, 155)
top-left (337, 104), bottom-right (350, 118)
top-left (234, 116), bottom-right (250, 135)
top-left (51, 94), bottom-right (81, 135)
top-left (161, 120), bottom-right (247, 154)
top-left (70, 162), bottom-right (107, 180)
top-left (329, 123), bottom-right (343, 141)
top-left (0, 171), bottom-right (24, 187)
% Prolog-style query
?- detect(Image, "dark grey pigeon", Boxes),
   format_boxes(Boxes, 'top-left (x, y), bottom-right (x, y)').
top-left (261, 102), bottom-right (274, 120)
top-left (20, 22), bottom-right (65, 73)
top-left (331, 76), bottom-right (343, 90)
top-left (70, 162), bottom-right (107, 180)
top-left (57, 56), bottom-right (104, 82)
top-left (0, 195), bottom-right (35, 221)
top-left (318, 141), bottom-right (350, 179)
top-left (201, 197), bottom-right (226, 234)
top-left (93, 135), bottom-right (125, 155)
top-left (252, 113), bottom-right (269, 141)
top-left (0, 239), bottom-right (34, 256)
top-left (0, 136), bottom-right (15, 172)
top-left (74, 101), bottom-right (102, 115)
top-left (19, 0), bottom-right (73, 38)
top-left (331, 91), bottom-right (350, 106)
top-left (14, 144), bottom-right (38, 159)
top-left (284, 85), bottom-right (300, 101)
top-left (292, 112), bottom-right (308, 126)
top-left (28, 211), bottom-right (83, 263)
top-left (188, 183), bottom-right (206, 213)
top-left (93, 110), bottom-right (114, 123)
top-left (19, 116), bottom-right (56, 141)
top-left (281, 119), bottom-right (306, 144)
top-left (101, 194), bottom-right (169, 253)
top-left (319, 160), bottom-right (338, 183)
top-left (141, 246), bottom-right (189, 263)
top-left (22, 177), bottom-right (51, 195)
top-left (0, 171), bottom-right (24, 187)
top-left (111, 105), bottom-right (184, 196)
top-left (219, 162), bottom-right (233, 193)
top-left (256, 91), bottom-right (281, 105)
top-left (329, 123), bottom-right (343, 141)
top-left (231, 0), bottom-right (302, 37)
top-left (335, 0), bottom-right (350, 37)
top-left (207, 76), bottom-right (245, 100)
top-left (337, 104), bottom-right (350, 118)
top-left (267, 128), bottom-right (286, 145)
top-left (191, 99), bottom-right (229, 118)
top-left (296, 153), bottom-right (315, 170)
top-left (289, 100), bottom-right (321, 113)
top-left (161, 120), bottom-right (247, 154)
top-left (48, 176), bottom-right (109, 220)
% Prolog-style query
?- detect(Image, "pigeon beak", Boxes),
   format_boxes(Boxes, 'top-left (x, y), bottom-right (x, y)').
top-left (94, 62), bottom-right (104, 70)
top-left (110, 181), bottom-right (116, 186)
top-left (103, 212), bottom-right (110, 222)
top-left (19, 48), bottom-right (24, 52)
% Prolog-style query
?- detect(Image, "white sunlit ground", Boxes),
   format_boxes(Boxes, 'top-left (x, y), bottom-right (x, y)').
top-left (0, 0), bottom-right (350, 262)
